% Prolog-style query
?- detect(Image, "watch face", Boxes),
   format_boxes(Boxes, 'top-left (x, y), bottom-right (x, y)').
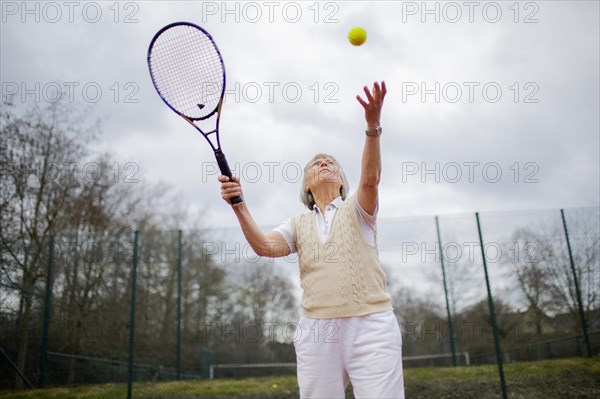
top-left (366, 126), bottom-right (382, 136)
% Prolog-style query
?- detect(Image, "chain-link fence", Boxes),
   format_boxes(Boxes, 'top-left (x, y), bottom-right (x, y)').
top-left (1, 207), bottom-right (598, 397)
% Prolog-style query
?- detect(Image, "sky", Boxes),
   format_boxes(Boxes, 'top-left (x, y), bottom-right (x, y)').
top-left (2, 0), bottom-right (599, 231)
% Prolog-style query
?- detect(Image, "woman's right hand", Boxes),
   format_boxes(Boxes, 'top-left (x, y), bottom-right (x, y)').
top-left (218, 175), bottom-right (244, 205)
top-left (217, 175), bottom-right (291, 258)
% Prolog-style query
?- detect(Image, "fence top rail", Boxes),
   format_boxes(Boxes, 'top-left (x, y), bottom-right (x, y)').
top-left (524, 330), bottom-right (600, 347)
top-left (211, 363), bottom-right (297, 369)
top-left (47, 351), bottom-right (154, 369)
top-left (403, 352), bottom-right (469, 361)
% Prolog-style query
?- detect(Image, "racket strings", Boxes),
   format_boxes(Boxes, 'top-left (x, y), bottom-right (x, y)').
top-left (149, 25), bottom-right (224, 119)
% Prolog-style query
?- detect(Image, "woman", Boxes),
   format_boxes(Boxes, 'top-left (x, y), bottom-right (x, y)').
top-left (218, 81), bottom-right (404, 398)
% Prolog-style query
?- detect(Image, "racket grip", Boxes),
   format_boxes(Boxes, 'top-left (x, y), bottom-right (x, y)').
top-left (215, 150), bottom-right (243, 205)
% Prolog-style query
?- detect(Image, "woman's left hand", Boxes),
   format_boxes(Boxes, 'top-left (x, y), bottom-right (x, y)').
top-left (356, 81), bottom-right (387, 128)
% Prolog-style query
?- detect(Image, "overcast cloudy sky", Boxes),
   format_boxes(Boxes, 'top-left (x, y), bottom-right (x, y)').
top-left (2, 0), bottom-right (599, 230)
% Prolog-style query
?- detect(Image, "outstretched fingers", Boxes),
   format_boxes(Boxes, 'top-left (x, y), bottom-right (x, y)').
top-left (357, 81), bottom-right (387, 109)
top-left (356, 94), bottom-right (368, 109)
top-left (356, 81), bottom-right (387, 126)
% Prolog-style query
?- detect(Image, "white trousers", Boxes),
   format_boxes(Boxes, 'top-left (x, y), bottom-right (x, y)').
top-left (294, 310), bottom-right (405, 399)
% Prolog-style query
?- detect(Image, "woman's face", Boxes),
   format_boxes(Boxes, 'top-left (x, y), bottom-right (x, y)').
top-left (305, 156), bottom-right (344, 193)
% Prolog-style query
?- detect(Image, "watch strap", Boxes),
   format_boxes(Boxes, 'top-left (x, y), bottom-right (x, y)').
top-left (366, 125), bottom-right (382, 136)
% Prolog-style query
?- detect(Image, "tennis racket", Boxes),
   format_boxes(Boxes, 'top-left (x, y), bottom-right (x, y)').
top-left (147, 21), bottom-right (243, 205)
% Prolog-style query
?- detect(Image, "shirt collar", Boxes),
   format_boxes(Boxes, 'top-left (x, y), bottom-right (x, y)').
top-left (312, 196), bottom-right (343, 213)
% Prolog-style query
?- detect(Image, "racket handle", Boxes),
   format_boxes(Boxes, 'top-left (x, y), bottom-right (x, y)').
top-left (215, 150), bottom-right (244, 205)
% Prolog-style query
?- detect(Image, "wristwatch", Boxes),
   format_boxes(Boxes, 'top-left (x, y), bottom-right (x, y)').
top-left (366, 125), bottom-right (382, 137)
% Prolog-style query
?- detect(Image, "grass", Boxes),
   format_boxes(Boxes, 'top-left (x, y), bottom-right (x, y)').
top-left (1, 357), bottom-right (598, 399)
top-left (404, 357), bottom-right (600, 399)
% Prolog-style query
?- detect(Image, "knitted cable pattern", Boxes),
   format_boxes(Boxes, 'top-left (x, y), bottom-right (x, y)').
top-left (338, 199), bottom-right (365, 305)
top-left (294, 213), bottom-right (315, 309)
top-left (292, 194), bottom-right (392, 318)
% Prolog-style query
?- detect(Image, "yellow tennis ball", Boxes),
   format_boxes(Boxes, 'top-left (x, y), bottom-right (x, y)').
top-left (348, 27), bottom-right (367, 46)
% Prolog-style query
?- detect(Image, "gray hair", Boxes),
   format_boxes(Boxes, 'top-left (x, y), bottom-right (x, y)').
top-left (300, 153), bottom-right (349, 210)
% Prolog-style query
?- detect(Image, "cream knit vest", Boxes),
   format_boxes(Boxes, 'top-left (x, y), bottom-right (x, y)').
top-left (292, 195), bottom-right (393, 318)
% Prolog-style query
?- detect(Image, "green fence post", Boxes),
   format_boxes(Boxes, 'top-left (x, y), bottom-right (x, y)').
top-left (127, 231), bottom-right (139, 399)
top-left (435, 216), bottom-right (457, 366)
top-left (475, 213), bottom-right (508, 399)
top-left (177, 229), bottom-right (183, 380)
top-left (39, 236), bottom-right (55, 388)
top-left (560, 209), bottom-right (591, 358)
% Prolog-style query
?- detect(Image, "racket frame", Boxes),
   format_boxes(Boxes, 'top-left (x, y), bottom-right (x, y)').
top-left (147, 21), bottom-right (242, 204)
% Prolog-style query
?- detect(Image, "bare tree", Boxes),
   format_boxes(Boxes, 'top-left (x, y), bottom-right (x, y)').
top-left (501, 228), bottom-right (555, 336)
top-left (502, 225), bottom-right (599, 335)
top-left (547, 233), bottom-right (599, 333)
top-left (54, 156), bottom-right (152, 383)
top-left (391, 285), bottom-right (446, 356)
top-left (1, 102), bottom-right (94, 386)
top-left (456, 298), bottom-right (519, 357)
top-left (1, 102), bottom-right (176, 385)
top-left (219, 261), bottom-right (297, 363)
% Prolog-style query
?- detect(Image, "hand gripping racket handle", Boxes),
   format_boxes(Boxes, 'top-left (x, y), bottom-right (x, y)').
top-left (215, 149), bottom-right (243, 205)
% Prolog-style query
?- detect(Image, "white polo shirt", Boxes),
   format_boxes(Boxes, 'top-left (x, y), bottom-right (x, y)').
top-left (274, 194), bottom-right (378, 253)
